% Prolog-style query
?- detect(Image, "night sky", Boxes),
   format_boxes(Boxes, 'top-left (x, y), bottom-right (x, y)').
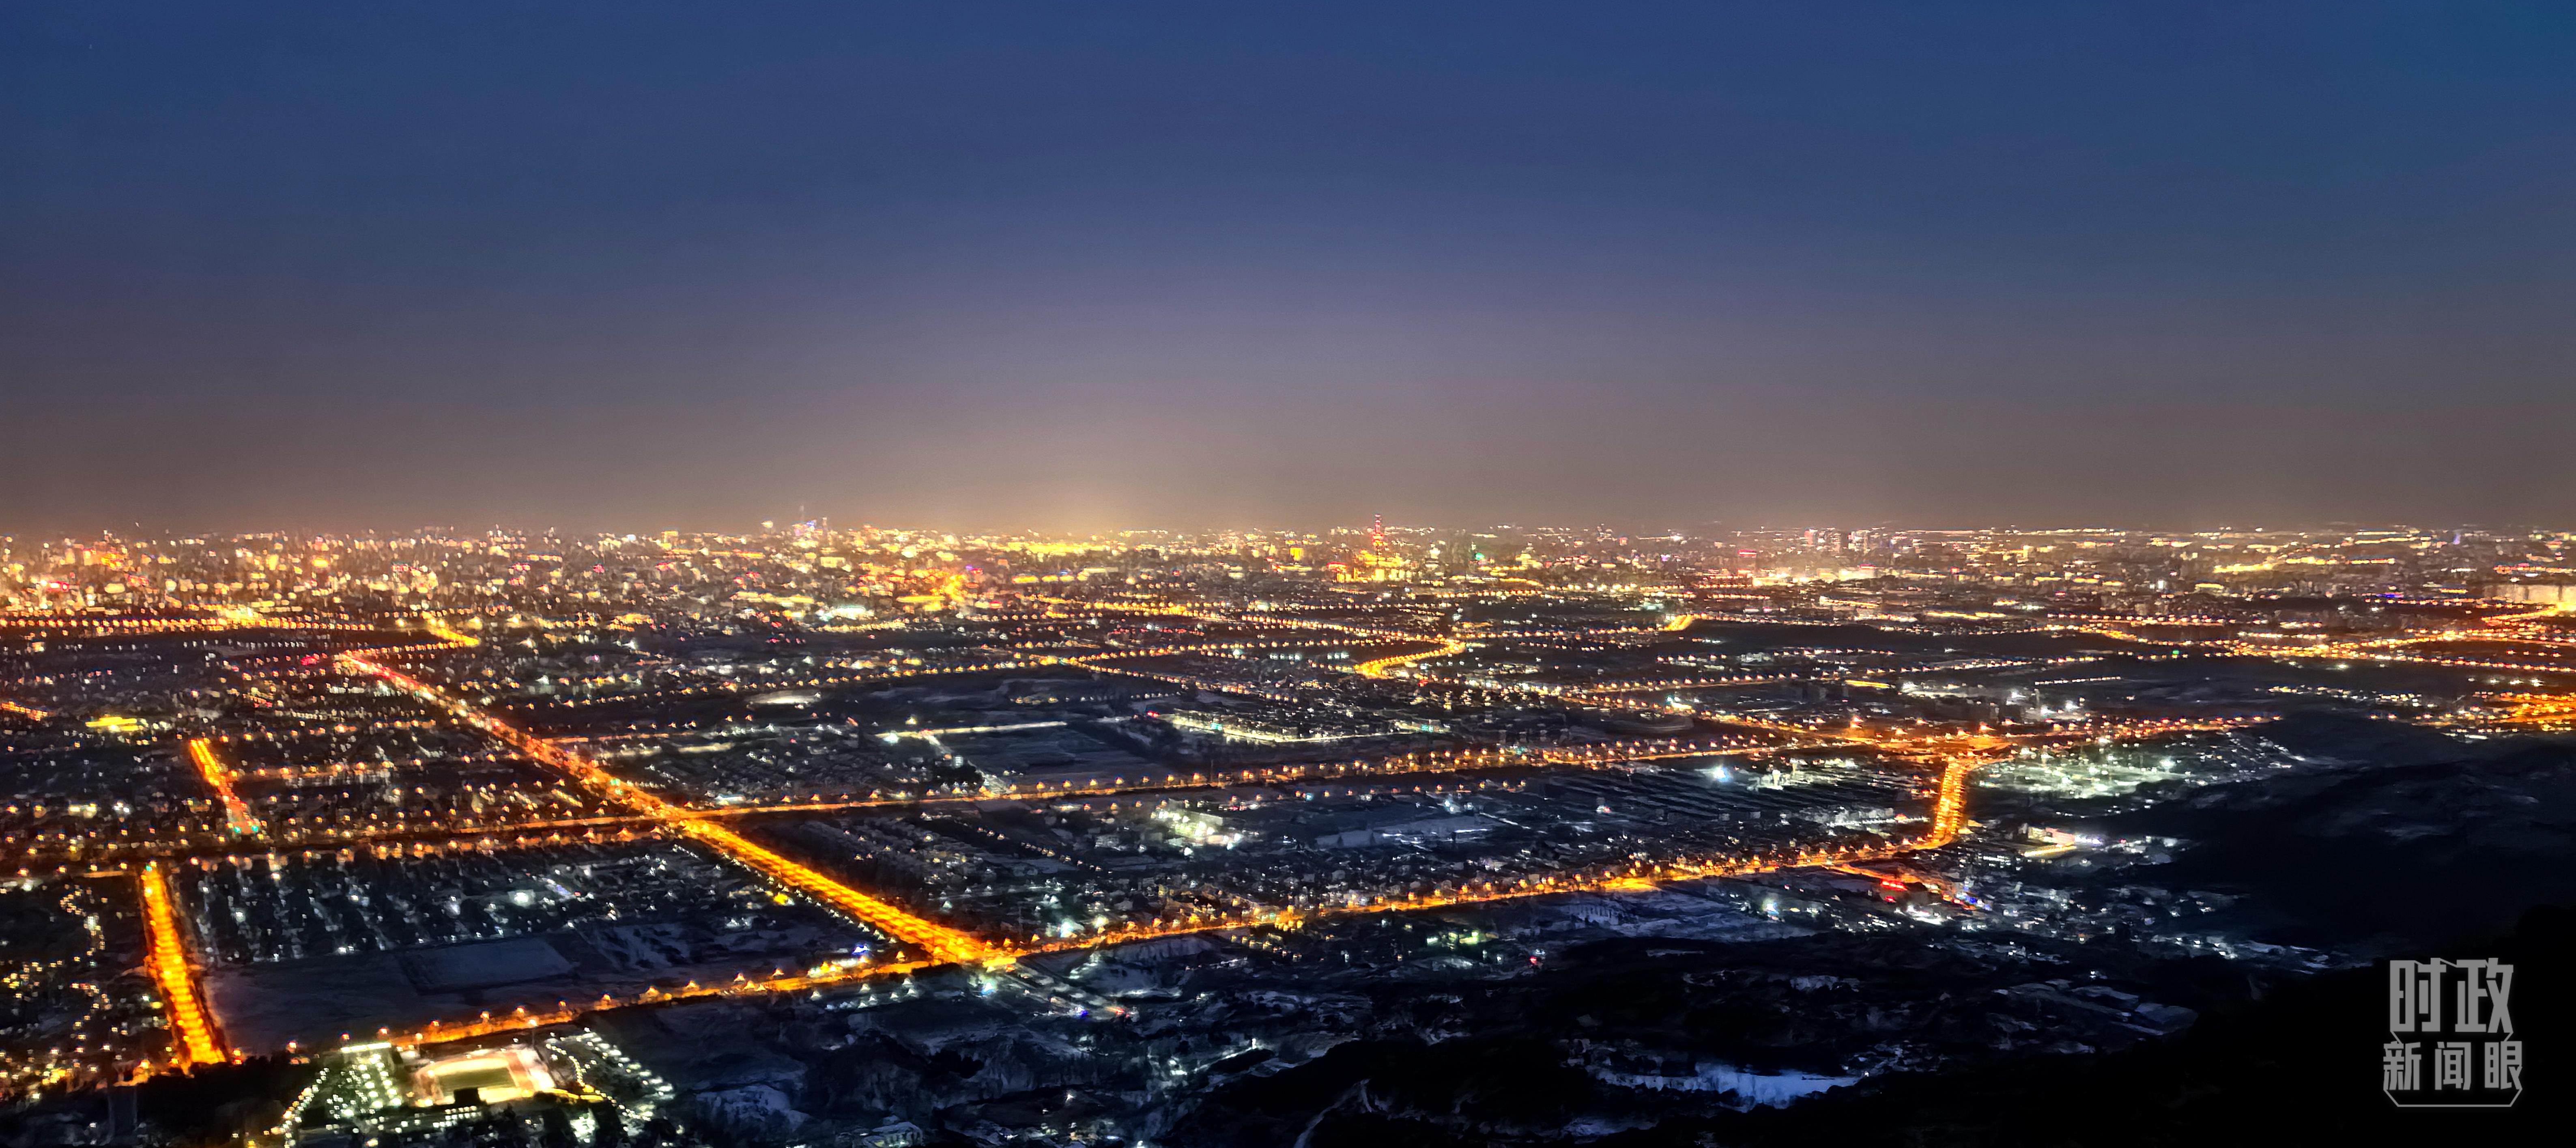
top-left (6, 2), bottom-right (2572, 535)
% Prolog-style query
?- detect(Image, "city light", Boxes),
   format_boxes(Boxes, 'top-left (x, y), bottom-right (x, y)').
top-left (0, 517), bottom-right (2565, 1128)
top-left (138, 864), bottom-right (224, 1069)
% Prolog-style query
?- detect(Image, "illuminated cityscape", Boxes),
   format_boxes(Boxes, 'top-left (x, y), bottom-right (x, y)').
top-left (0, 520), bottom-right (2567, 1142)
top-left (11, 2), bottom-right (2573, 1143)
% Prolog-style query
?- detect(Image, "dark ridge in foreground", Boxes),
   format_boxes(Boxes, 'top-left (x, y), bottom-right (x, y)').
top-left (1171, 906), bottom-right (2571, 1147)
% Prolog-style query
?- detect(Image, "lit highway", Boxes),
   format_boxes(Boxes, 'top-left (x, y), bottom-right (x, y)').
top-left (337, 652), bottom-right (1000, 967)
top-left (137, 864), bottom-right (224, 1069)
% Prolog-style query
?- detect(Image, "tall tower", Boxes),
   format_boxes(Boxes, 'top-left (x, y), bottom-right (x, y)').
top-left (1370, 514), bottom-right (1386, 550)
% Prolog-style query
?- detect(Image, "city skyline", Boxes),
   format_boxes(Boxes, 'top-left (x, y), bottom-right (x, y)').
top-left (16, 513), bottom-right (2576, 545)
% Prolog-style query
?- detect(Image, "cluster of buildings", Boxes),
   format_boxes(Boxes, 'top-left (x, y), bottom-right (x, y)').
top-left (0, 516), bottom-right (2566, 1143)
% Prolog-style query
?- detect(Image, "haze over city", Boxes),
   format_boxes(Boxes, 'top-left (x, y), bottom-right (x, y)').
top-left (9, 2), bottom-right (2576, 534)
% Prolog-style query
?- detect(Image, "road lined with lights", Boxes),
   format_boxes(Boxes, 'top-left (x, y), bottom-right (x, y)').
top-left (338, 653), bottom-right (998, 966)
top-left (368, 958), bottom-right (937, 1052)
top-left (0, 734), bottom-right (1806, 870)
top-left (1352, 638), bottom-right (1471, 677)
top-left (137, 864), bottom-right (224, 1070)
top-left (185, 739), bottom-right (263, 837)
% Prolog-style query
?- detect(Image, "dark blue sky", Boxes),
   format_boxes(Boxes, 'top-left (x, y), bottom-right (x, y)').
top-left (6, 2), bottom-right (2572, 533)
